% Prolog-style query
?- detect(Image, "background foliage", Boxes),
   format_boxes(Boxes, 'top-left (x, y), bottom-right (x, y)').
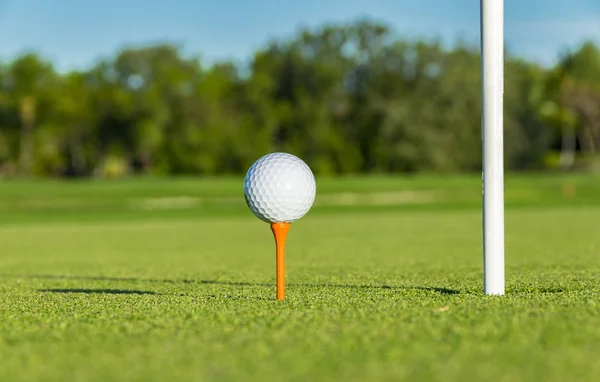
top-left (1, 20), bottom-right (599, 178)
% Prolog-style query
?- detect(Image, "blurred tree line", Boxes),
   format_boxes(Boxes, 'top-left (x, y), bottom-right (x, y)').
top-left (0, 20), bottom-right (599, 178)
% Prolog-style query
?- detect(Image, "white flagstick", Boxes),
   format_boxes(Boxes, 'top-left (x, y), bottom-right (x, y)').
top-left (481, 0), bottom-right (505, 295)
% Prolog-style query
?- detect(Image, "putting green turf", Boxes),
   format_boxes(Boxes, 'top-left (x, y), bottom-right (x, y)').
top-left (1, 174), bottom-right (600, 381)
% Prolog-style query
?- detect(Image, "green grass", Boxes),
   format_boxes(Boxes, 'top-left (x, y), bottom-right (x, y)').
top-left (1, 173), bottom-right (600, 381)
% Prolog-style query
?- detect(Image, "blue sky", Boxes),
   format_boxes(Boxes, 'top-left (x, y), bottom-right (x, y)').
top-left (0, 0), bottom-right (598, 72)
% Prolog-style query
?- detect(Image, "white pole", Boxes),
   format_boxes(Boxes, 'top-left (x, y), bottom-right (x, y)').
top-left (481, 0), bottom-right (505, 295)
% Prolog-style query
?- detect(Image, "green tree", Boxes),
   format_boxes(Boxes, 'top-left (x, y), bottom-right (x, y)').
top-left (3, 54), bottom-right (56, 176)
top-left (0, 21), bottom-right (598, 177)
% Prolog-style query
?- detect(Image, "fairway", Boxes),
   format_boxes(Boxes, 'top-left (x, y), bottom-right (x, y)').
top-left (1, 175), bottom-right (600, 381)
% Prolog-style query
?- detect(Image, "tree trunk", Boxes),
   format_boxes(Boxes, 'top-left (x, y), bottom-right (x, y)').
top-left (18, 97), bottom-right (36, 175)
top-left (559, 127), bottom-right (576, 170)
top-left (70, 134), bottom-right (87, 177)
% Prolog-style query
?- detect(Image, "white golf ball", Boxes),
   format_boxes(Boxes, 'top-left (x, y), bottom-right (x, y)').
top-left (244, 152), bottom-right (316, 223)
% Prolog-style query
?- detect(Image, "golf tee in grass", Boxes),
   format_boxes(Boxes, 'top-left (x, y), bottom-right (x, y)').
top-left (271, 222), bottom-right (290, 301)
top-left (2, 176), bottom-right (600, 381)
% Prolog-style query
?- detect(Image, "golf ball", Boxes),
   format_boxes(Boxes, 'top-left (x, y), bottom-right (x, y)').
top-left (244, 152), bottom-right (316, 223)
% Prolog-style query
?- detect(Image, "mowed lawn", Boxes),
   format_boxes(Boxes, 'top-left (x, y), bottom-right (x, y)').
top-left (1, 174), bottom-right (600, 381)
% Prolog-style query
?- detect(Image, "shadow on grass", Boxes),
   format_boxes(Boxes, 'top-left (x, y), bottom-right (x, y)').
top-left (39, 288), bottom-right (156, 295)
top-left (199, 280), bottom-right (460, 295)
top-left (8, 273), bottom-right (460, 295)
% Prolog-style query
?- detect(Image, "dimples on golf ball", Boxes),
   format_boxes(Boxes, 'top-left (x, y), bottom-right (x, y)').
top-left (244, 153), bottom-right (316, 223)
